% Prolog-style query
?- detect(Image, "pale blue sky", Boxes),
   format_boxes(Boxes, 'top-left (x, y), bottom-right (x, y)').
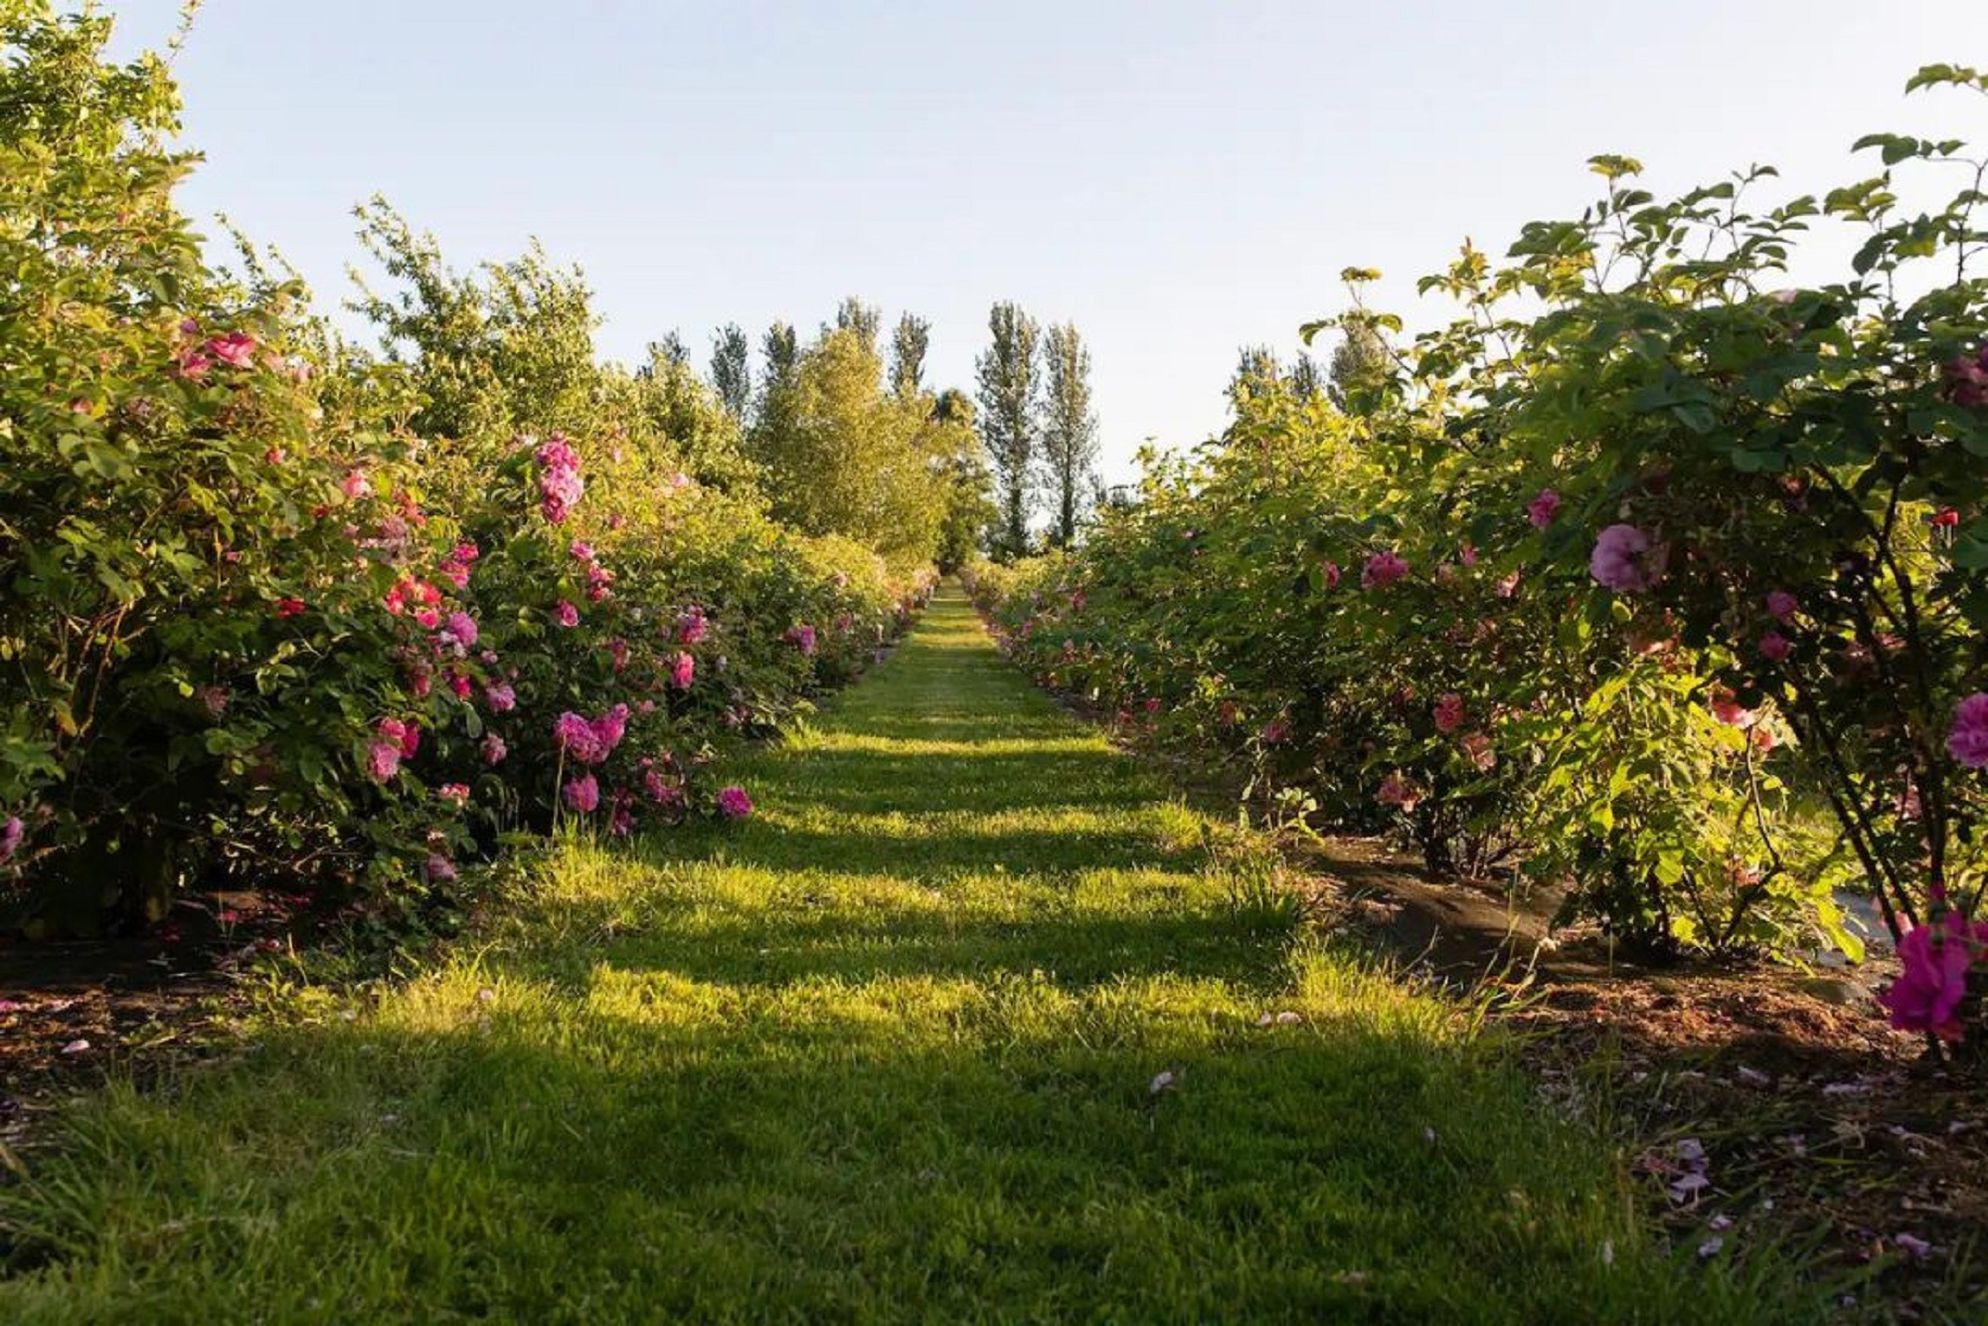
top-left (120, 1), bottom-right (1980, 481)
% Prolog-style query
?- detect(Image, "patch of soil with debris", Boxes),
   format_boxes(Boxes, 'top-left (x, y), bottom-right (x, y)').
top-left (1309, 834), bottom-right (1986, 1321)
top-left (0, 893), bottom-right (298, 1168)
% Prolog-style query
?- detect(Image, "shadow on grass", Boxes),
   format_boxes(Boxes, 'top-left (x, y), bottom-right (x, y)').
top-left (562, 899), bottom-right (1303, 994)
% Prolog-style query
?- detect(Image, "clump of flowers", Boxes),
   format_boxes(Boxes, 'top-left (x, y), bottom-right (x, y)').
top-left (553, 705), bottom-right (630, 766)
top-left (784, 623), bottom-right (818, 656)
top-left (535, 434), bottom-right (585, 524)
top-left (716, 786), bottom-right (754, 820)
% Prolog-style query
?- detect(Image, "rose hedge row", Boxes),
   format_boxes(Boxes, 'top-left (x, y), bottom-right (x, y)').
top-left (976, 66), bottom-right (1988, 1043)
top-left (0, 5), bottom-right (934, 935)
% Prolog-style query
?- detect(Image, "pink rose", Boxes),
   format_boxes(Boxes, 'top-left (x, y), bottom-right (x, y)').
top-left (1361, 551), bottom-right (1410, 589)
top-left (206, 331), bottom-right (259, 369)
top-left (716, 785), bottom-right (754, 820)
top-left (1526, 488), bottom-right (1561, 529)
top-left (562, 774), bottom-right (600, 814)
top-left (1588, 524), bottom-right (1655, 593)
top-left (1879, 911), bottom-right (1985, 1041)
top-left (1376, 772), bottom-right (1419, 812)
top-left (1947, 693), bottom-right (1988, 768)
top-left (366, 739), bottom-right (401, 782)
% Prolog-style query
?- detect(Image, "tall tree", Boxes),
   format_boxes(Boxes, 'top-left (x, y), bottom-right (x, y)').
top-left (1288, 350), bottom-right (1323, 401)
top-left (975, 301), bottom-right (1041, 558)
top-left (748, 320), bottom-right (802, 468)
top-left (709, 322), bottom-right (751, 420)
top-left (834, 296), bottom-right (881, 351)
top-left (889, 312), bottom-right (930, 398)
top-left (652, 329), bottom-right (690, 369)
top-left (1039, 322), bottom-right (1099, 547)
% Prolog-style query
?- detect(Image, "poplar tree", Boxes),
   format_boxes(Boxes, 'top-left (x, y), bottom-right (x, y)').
top-left (1040, 322), bottom-right (1099, 547)
top-left (975, 301), bottom-right (1040, 558)
top-left (709, 323), bottom-right (751, 419)
top-left (890, 312), bottom-right (930, 397)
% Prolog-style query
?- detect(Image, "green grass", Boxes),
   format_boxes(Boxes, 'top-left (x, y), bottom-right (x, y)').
top-left (0, 589), bottom-right (1818, 1322)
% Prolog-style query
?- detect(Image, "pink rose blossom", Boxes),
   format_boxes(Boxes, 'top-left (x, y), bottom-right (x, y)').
top-left (676, 609), bottom-right (709, 645)
top-left (643, 767), bottom-right (685, 806)
top-left (0, 815), bottom-right (23, 864)
top-left (1758, 631), bottom-right (1792, 663)
top-left (562, 773), bottom-right (600, 814)
top-left (366, 740), bottom-right (401, 782)
top-left (1361, 551), bottom-right (1410, 589)
top-left (785, 624), bottom-right (818, 656)
top-left (669, 651), bottom-right (696, 690)
top-left (1376, 772), bottom-right (1419, 813)
top-left (1321, 561), bottom-right (1342, 590)
top-left (481, 733), bottom-right (508, 765)
top-left (1947, 693), bottom-right (1988, 768)
top-left (377, 717), bottom-right (419, 759)
top-left (424, 853), bottom-right (458, 883)
top-left (716, 785), bottom-right (754, 820)
top-left (1526, 489), bottom-right (1561, 529)
top-left (1879, 911), bottom-right (1984, 1041)
top-left (554, 600), bottom-right (580, 629)
top-left (1433, 693), bottom-right (1465, 734)
top-left (1459, 731), bottom-right (1496, 771)
top-left (1764, 590), bottom-right (1799, 623)
top-left (341, 470), bottom-right (373, 501)
top-left (1944, 346), bottom-right (1988, 407)
top-left (438, 783), bottom-right (470, 807)
top-left (484, 681), bottom-right (517, 713)
top-left (1708, 689), bottom-right (1753, 727)
top-left (441, 611), bottom-right (479, 649)
top-left (1589, 524), bottom-right (1655, 593)
top-left (206, 331), bottom-right (259, 369)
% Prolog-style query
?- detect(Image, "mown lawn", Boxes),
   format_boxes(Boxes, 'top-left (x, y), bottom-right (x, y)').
top-left (0, 590), bottom-right (1818, 1322)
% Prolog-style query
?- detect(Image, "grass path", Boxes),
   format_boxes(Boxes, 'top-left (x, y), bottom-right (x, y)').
top-left (1, 589), bottom-right (1808, 1322)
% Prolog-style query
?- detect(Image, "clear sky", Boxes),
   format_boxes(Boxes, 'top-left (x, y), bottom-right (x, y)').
top-left (118, 1), bottom-right (1981, 482)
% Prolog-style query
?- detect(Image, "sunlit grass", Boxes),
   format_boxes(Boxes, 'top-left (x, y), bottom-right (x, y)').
top-left (0, 590), bottom-right (1821, 1322)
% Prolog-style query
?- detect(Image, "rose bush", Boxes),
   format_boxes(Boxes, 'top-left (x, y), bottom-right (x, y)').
top-left (0, 4), bottom-right (931, 935)
top-left (978, 67), bottom-right (1988, 1043)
